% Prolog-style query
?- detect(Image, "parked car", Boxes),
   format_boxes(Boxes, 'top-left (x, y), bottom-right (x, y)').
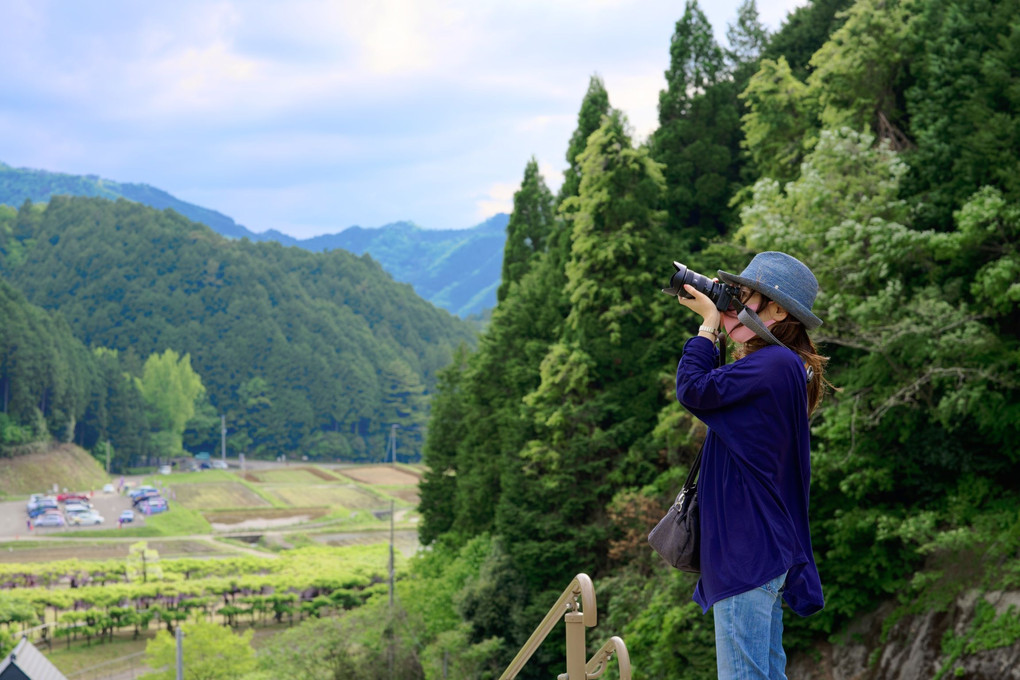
top-left (102, 483), bottom-right (115, 494)
top-left (69, 512), bottom-right (104, 526)
top-left (27, 502), bottom-right (58, 514)
top-left (34, 513), bottom-right (65, 528)
top-left (132, 492), bottom-right (161, 507)
top-left (57, 492), bottom-right (89, 502)
top-left (119, 510), bottom-right (135, 523)
top-left (129, 485), bottom-right (158, 499)
top-left (64, 501), bottom-right (91, 513)
top-left (158, 465), bottom-right (172, 475)
top-left (28, 504), bottom-right (58, 518)
top-left (210, 459), bottom-right (228, 470)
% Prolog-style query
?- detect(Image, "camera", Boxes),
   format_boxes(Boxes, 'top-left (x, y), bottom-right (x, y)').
top-left (661, 261), bottom-right (739, 311)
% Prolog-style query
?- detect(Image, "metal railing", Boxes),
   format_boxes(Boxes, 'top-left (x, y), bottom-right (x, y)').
top-left (499, 573), bottom-right (631, 680)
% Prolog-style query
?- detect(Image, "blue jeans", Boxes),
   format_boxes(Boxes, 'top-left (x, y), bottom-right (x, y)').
top-left (713, 572), bottom-right (788, 680)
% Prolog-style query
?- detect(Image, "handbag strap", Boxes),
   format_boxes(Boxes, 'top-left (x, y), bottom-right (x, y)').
top-left (673, 444), bottom-right (704, 506)
top-left (683, 445), bottom-right (703, 489)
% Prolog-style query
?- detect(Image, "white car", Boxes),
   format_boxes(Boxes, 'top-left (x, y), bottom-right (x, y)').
top-left (34, 513), bottom-right (66, 528)
top-left (210, 459), bottom-right (228, 470)
top-left (69, 512), bottom-right (104, 526)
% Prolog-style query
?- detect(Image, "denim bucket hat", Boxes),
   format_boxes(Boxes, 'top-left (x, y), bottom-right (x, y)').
top-left (718, 252), bottom-right (822, 329)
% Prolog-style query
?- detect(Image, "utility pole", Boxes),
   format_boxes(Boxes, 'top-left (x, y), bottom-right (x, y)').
top-left (105, 441), bottom-right (111, 474)
top-left (389, 499), bottom-right (395, 607)
top-left (175, 626), bottom-right (184, 680)
top-left (221, 415), bottom-right (226, 463)
top-left (387, 424), bottom-right (398, 466)
top-left (389, 497), bottom-right (395, 680)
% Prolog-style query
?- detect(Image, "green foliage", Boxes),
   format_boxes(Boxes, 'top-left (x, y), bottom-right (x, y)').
top-left (604, 568), bottom-right (716, 679)
top-left (498, 158), bottom-right (555, 303)
top-left (142, 619), bottom-right (256, 680)
top-left (557, 76), bottom-right (612, 207)
top-left (761, 0), bottom-right (855, 78)
top-left (251, 600), bottom-right (423, 680)
top-left (936, 599), bottom-right (1020, 680)
top-left (137, 349), bottom-right (206, 456)
top-left (0, 196), bottom-right (475, 461)
top-left (806, 0), bottom-right (914, 140)
top-left (0, 278), bottom-right (94, 447)
top-left (417, 2), bottom-right (1020, 675)
top-left (901, 0), bottom-right (1020, 230)
top-left (653, 0), bottom-right (742, 245)
top-left (725, 0), bottom-right (770, 72)
top-left (740, 56), bottom-right (817, 184)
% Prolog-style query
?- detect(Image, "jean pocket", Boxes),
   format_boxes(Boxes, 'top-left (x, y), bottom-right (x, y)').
top-left (759, 572), bottom-right (788, 596)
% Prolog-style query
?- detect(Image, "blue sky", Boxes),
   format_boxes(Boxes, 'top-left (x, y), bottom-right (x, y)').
top-left (0, 0), bottom-right (806, 239)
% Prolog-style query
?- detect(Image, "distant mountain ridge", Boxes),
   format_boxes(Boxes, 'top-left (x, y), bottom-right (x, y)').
top-left (0, 161), bottom-right (507, 317)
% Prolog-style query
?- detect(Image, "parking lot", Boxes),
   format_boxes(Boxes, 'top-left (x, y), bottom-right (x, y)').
top-left (0, 489), bottom-right (146, 540)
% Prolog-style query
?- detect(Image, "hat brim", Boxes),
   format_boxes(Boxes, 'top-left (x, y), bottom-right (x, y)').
top-left (718, 269), bottom-right (823, 330)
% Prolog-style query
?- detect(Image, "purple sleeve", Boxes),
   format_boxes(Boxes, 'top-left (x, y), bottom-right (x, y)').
top-left (675, 336), bottom-right (769, 411)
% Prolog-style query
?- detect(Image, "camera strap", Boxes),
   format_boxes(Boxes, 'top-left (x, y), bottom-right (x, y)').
top-left (731, 301), bottom-right (814, 383)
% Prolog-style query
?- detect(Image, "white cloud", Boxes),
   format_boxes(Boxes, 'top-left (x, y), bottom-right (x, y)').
top-left (0, 0), bottom-right (816, 237)
top-left (474, 181), bottom-right (517, 221)
top-left (538, 160), bottom-right (564, 195)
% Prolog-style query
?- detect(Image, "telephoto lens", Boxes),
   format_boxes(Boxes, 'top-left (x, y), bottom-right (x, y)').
top-left (661, 261), bottom-right (738, 311)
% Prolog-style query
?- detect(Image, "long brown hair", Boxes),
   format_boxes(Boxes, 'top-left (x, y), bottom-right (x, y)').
top-left (729, 298), bottom-right (832, 415)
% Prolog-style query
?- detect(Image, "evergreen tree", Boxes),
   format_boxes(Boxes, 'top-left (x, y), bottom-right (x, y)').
top-left (556, 76), bottom-right (612, 208)
top-left (497, 158), bottom-right (555, 303)
top-left (761, 0), bottom-right (855, 78)
top-left (806, 0), bottom-right (913, 146)
top-left (739, 56), bottom-right (818, 185)
top-left (902, 0), bottom-right (1020, 230)
top-left (496, 110), bottom-right (670, 615)
top-left (726, 0), bottom-right (770, 82)
top-left (417, 347), bottom-right (470, 545)
top-left (653, 0), bottom-right (742, 246)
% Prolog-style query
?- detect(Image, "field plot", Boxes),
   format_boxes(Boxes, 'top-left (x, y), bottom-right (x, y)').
top-left (205, 507), bottom-right (330, 529)
top-left (247, 466), bottom-right (338, 484)
top-left (172, 482), bottom-right (271, 509)
top-left (317, 529), bottom-right (420, 555)
top-left (335, 465), bottom-right (421, 486)
top-left (266, 484), bottom-right (387, 510)
top-left (379, 486), bottom-right (420, 504)
top-left (0, 539), bottom-right (221, 562)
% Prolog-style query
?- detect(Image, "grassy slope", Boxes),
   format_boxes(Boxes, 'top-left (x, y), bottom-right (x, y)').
top-left (0, 443), bottom-right (110, 498)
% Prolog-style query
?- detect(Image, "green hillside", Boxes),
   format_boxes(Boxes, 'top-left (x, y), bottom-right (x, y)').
top-left (300, 214), bottom-right (509, 318)
top-left (0, 196), bottom-right (476, 463)
top-left (0, 162), bottom-right (509, 317)
top-left (0, 443), bottom-right (108, 497)
top-left (0, 161), bottom-right (251, 238)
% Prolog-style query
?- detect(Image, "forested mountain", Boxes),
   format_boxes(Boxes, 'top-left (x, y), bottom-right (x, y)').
top-left (0, 161), bottom-right (252, 239)
top-left (294, 214), bottom-right (510, 318)
top-left (394, 0), bottom-right (1020, 678)
top-left (0, 162), bottom-right (509, 317)
top-left (0, 196), bottom-right (476, 466)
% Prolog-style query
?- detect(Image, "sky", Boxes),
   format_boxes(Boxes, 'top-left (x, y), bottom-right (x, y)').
top-left (0, 0), bottom-right (807, 239)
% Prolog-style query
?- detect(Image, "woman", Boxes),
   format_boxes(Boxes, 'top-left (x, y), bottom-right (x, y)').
top-left (674, 251), bottom-right (828, 680)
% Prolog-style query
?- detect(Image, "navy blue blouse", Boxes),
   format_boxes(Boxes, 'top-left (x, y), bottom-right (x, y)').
top-left (675, 336), bottom-right (824, 617)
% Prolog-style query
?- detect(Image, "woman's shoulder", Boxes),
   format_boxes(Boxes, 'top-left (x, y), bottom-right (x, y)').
top-left (743, 344), bottom-right (804, 375)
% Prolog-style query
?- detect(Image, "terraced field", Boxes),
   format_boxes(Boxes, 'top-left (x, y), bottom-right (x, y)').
top-left (172, 481), bottom-right (272, 509)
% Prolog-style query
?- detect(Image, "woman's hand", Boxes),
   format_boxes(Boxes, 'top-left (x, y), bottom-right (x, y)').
top-left (677, 284), bottom-right (722, 331)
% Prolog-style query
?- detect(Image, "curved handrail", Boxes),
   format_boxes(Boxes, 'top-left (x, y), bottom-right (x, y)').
top-left (498, 574), bottom-right (596, 680)
top-left (583, 636), bottom-right (631, 680)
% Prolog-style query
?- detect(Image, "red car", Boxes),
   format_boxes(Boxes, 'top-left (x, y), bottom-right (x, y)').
top-left (57, 492), bottom-right (89, 502)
